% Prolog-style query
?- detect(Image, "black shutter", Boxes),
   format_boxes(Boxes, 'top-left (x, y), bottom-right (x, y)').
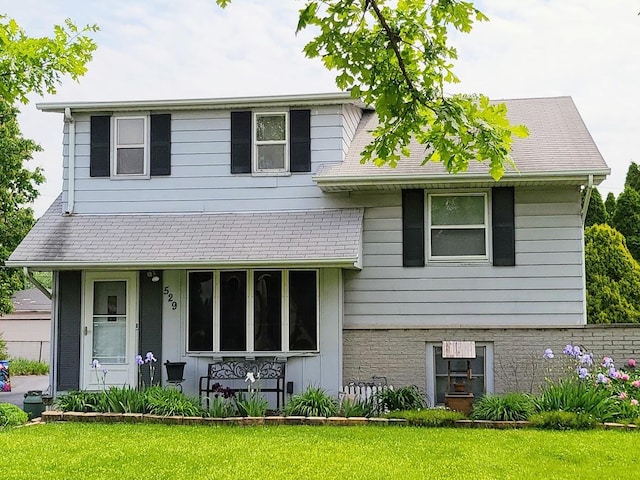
top-left (57, 271), bottom-right (82, 391)
top-left (231, 111), bottom-right (252, 174)
top-left (402, 189), bottom-right (425, 267)
top-left (139, 271), bottom-right (163, 385)
top-left (492, 187), bottom-right (515, 266)
top-left (90, 116), bottom-right (111, 177)
top-left (150, 114), bottom-right (171, 176)
top-left (290, 109), bottom-right (311, 172)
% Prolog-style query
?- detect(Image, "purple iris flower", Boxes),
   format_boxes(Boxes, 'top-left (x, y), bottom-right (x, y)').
top-left (145, 351), bottom-right (157, 363)
top-left (543, 349), bottom-right (554, 359)
top-left (578, 367), bottom-right (589, 379)
top-left (563, 344), bottom-right (574, 355)
top-left (597, 373), bottom-right (608, 384)
top-left (135, 355), bottom-right (144, 366)
top-left (602, 357), bottom-right (614, 368)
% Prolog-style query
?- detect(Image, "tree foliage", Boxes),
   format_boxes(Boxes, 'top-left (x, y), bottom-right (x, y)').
top-left (0, 16), bottom-right (98, 104)
top-left (0, 102), bottom-right (44, 314)
top-left (585, 224), bottom-right (640, 324)
top-left (611, 187), bottom-right (640, 262)
top-left (604, 192), bottom-right (616, 220)
top-left (216, 0), bottom-right (528, 179)
top-left (582, 187), bottom-right (607, 227)
top-left (624, 162), bottom-right (640, 193)
top-left (0, 16), bottom-right (97, 313)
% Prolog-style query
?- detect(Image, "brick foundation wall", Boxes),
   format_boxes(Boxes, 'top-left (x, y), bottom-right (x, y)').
top-left (343, 325), bottom-right (640, 395)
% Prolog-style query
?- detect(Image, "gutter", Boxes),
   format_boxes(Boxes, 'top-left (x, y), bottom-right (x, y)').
top-left (313, 169), bottom-right (611, 188)
top-left (581, 174), bottom-right (594, 225)
top-left (37, 92), bottom-right (369, 113)
top-left (9, 257), bottom-right (363, 271)
top-left (23, 267), bottom-right (52, 300)
top-left (64, 108), bottom-right (75, 214)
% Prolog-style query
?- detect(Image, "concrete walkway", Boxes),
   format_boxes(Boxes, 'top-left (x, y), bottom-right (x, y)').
top-left (0, 375), bottom-right (49, 408)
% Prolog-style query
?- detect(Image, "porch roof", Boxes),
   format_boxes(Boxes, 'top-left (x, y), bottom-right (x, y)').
top-left (8, 197), bottom-right (364, 270)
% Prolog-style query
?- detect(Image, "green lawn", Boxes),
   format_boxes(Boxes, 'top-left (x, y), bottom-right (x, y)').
top-left (1, 423), bottom-right (638, 479)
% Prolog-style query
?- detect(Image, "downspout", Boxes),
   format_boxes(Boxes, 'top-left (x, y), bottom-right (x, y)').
top-left (23, 267), bottom-right (52, 300)
top-left (581, 174), bottom-right (594, 225)
top-left (64, 108), bottom-right (75, 214)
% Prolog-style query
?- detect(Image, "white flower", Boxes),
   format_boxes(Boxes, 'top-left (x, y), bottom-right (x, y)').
top-left (245, 372), bottom-right (255, 384)
top-left (92, 359), bottom-right (101, 369)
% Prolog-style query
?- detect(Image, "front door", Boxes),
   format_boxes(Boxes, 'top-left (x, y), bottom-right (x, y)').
top-left (82, 272), bottom-right (138, 389)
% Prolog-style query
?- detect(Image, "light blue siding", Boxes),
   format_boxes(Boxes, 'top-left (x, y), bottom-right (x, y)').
top-left (64, 105), bottom-right (351, 214)
top-left (343, 187), bottom-right (586, 328)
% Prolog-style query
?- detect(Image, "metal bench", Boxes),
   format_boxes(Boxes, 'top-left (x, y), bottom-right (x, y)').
top-left (199, 360), bottom-right (286, 409)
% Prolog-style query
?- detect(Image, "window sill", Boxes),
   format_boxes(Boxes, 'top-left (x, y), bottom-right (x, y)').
top-left (186, 351), bottom-right (319, 359)
top-left (251, 171), bottom-right (292, 177)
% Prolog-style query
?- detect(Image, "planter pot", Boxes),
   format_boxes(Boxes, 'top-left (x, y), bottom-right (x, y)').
top-left (164, 361), bottom-right (186, 382)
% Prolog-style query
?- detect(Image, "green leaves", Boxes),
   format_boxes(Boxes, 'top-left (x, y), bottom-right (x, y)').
top-left (292, 0), bottom-right (528, 178)
top-left (0, 15), bottom-right (98, 105)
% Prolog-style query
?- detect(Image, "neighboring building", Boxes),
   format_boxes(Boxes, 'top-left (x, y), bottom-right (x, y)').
top-left (0, 288), bottom-right (51, 362)
top-left (7, 93), bottom-right (610, 404)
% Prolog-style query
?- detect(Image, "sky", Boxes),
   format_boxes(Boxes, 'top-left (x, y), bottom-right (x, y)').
top-left (7, 0), bottom-right (640, 217)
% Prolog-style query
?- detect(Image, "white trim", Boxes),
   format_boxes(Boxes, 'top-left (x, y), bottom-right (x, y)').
top-left (253, 111), bottom-right (289, 175)
top-left (111, 115), bottom-right (149, 178)
top-left (81, 271), bottom-right (139, 390)
top-left (10, 258), bottom-right (362, 270)
top-left (37, 92), bottom-right (364, 113)
top-left (427, 191), bottom-right (489, 262)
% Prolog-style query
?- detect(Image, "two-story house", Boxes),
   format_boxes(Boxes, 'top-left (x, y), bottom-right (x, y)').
top-left (8, 92), bottom-right (609, 405)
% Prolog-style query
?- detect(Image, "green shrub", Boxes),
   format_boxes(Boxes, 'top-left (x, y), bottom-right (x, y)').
top-left (534, 377), bottom-right (615, 422)
top-left (143, 386), bottom-right (203, 417)
top-left (55, 391), bottom-right (102, 412)
top-left (236, 392), bottom-right (269, 417)
top-left (208, 395), bottom-right (239, 418)
top-left (374, 386), bottom-right (427, 414)
top-left (337, 397), bottom-right (369, 418)
top-left (8, 358), bottom-right (49, 375)
top-left (98, 386), bottom-right (146, 413)
top-left (384, 408), bottom-right (466, 426)
top-left (0, 402), bottom-right (29, 427)
top-left (283, 387), bottom-right (338, 417)
top-left (471, 393), bottom-right (535, 421)
top-left (529, 410), bottom-right (598, 430)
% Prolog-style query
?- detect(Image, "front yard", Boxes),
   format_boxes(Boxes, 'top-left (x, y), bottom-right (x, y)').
top-left (1, 423), bottom-right (638, 479)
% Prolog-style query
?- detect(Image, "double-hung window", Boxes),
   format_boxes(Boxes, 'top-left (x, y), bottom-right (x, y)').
top-left (428, 192), bottom-right (489, 261)
top-left (254, 112), bottom-right (288, 173)
top-left (113, 116), bottom-right (148, 176)
top-left (187, 269), bottom-right (318, 353)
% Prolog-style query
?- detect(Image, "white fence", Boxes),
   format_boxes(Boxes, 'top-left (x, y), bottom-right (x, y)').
top-left (340, 383), bottom-right (392, 403)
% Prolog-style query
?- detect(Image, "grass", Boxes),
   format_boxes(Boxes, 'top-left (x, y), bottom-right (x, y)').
top-left (1, 423), bottom-right (640, 479)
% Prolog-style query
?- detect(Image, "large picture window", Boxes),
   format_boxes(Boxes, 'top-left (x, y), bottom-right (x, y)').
top-left (187, 269), bottom-right (318, 353)
top-left (428, 193), bottom-right (488, 260)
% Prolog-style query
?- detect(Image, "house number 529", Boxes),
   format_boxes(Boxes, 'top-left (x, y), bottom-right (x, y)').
top-left (163, 286), bottom-right (178, 310)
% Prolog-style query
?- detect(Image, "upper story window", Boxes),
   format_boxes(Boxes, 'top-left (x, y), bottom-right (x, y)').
top-left (114, 116), bottom-right (148, 176)
top-left (90, 114), bottom-right (171, 178)
top-left (402, 187), bottom-right (515, 267)
top-left (428, 192), bottom-right (489, 261)
top-left (231, 109), bottom-right (311, 175)
top-left (254, 112), bottom-right (288, 173)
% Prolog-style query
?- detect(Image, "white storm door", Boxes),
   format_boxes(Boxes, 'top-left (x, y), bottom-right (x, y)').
top-left (83, 272), bottom-right (138, 389)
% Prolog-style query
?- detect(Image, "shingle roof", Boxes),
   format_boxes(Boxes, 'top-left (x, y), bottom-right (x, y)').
top-left (315, 96), bottom-right (609, 190)
top-left (8, 197), bottom-right (363, 269)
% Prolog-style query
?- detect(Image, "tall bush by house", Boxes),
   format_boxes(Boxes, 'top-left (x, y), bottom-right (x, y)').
top-left (582, 187), bottom-right (608, 227)
top-left (584, 224), bottom-right (640, 323)
top-left (611, 187), bottom-right (640, 262)
top-left (605, 192), bottom-right (617, 221)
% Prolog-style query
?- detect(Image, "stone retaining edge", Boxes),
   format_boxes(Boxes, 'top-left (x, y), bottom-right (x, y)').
top-left (37, 411), bottom-right (640, 430)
